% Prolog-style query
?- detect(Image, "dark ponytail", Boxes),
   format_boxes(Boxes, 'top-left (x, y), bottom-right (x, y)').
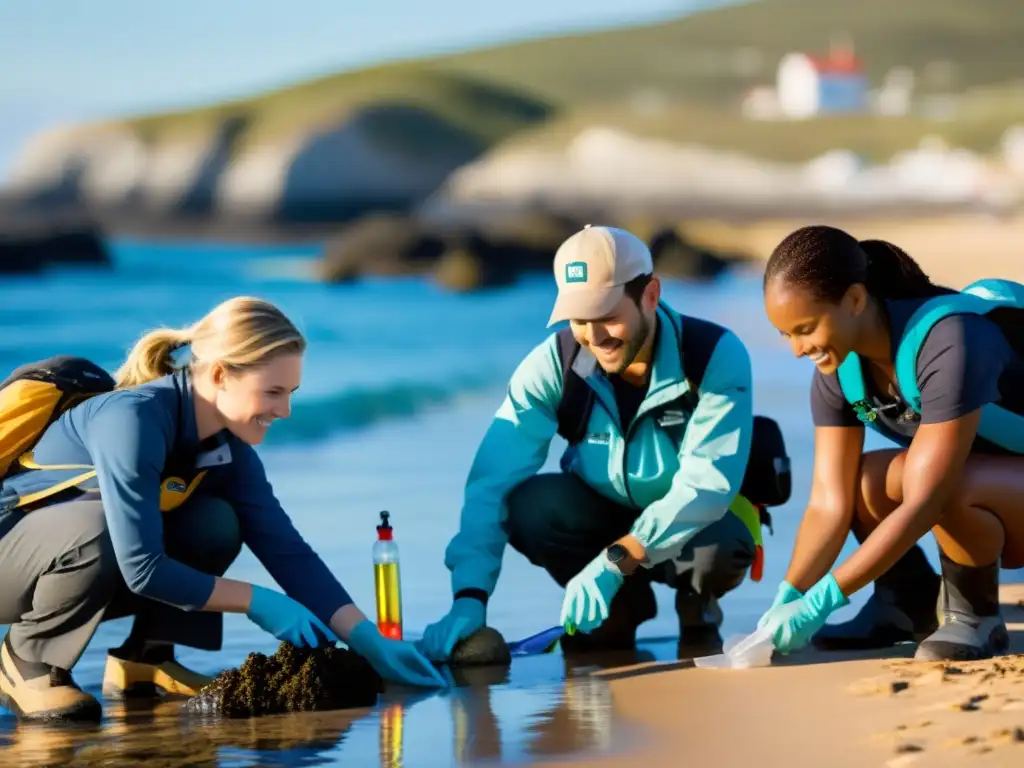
top-left (859, 239), bottom-right (954, 300)
top-left (763, 225), bottom-right (953, 304)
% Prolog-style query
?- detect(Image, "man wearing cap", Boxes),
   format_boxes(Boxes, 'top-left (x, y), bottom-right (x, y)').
top-left (422, 225), bottom-right (757, 659)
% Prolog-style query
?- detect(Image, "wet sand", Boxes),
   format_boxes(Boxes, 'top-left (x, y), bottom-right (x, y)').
top-left (539, 584), bottom-right (1024, 768)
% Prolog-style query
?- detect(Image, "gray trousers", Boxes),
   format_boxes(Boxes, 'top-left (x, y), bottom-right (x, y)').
top-left (0, 493), bottom-right (242, 670)
top-left (505, 472), bottom-right (755, 628)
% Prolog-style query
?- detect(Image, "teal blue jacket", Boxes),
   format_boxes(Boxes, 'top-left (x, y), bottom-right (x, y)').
top-left (444, 302), bottom-right (754, 596)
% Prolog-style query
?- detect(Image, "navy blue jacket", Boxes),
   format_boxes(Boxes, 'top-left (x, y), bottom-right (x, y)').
top-left (0, 369), bottom-right (352, 625)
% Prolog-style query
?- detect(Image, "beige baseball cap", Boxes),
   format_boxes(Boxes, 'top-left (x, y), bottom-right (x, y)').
top-left (547, 225), bottom-right (654, 327)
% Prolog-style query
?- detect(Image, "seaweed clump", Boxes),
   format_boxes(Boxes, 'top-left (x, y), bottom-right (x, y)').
top-left (450, 626), bottom-right (512, 668)
top-left (185, 642), bottom-right (384, 719)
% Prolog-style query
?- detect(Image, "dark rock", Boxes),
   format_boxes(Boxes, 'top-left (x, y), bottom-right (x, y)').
top-left (648, 226), bottom-right (731, 280)
top-left (318, 212), bottom-right (448, 282)
top-left (185, 642), bottom-right (383, 719)
top-left (450, 626), bottom-right (512, 668)
top-left (0, 215), bottom-right (111, 274)
top-left (427, 210), bottom-right (588, 290)
top-left (434, 247), bottom-right (488, 292)
top-left (318, 210), bottom-right (741, 291)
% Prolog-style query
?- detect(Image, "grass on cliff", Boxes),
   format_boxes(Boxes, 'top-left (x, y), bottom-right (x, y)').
top-left (125, 66), bottom-right (554, 157)
top-left (119, 0), bottom-right (1024, 162)
top-left (434, 0), bottom-right (1024, 107)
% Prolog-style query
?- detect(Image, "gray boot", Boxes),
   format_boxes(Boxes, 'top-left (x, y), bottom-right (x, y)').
top-left (813, 543), bottom-right (940, 650)
top-left (914, 553), bottom-right (1010, 662)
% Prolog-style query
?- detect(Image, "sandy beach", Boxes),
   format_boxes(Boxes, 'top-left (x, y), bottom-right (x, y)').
top-left (524, 578), bottom-right (1024, 768)
top-left (529, 214), bottom-right (1024, 767)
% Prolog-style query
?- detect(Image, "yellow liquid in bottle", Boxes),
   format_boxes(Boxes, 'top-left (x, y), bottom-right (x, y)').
top-left (374, 561), bottom-right (403, 639)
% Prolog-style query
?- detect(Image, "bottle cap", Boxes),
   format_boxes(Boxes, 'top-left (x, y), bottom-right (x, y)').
top-left (376, 510), bottom-right (394, 541)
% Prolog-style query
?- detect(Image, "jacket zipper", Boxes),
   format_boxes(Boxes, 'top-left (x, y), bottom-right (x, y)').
top-left (621, 413), bottom-right (641, 509)
top-left (588, 394), bottom-right (638, 508)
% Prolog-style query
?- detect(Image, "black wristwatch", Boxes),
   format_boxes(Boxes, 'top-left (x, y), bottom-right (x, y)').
top-left (454, 587), bottom-right (489, 606)
top-left (605, 543), bottom-right (629, 571)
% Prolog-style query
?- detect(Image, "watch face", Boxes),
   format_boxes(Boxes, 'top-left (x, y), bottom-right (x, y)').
top-left (606, 544), bottom-right (628, 563)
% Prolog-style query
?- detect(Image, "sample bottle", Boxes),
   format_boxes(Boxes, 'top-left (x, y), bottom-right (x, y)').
top-left (373, 510), bottom-right (403, 640)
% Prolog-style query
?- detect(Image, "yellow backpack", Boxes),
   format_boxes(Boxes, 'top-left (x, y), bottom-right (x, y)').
top-left (0, 356), bottom-right (115, 481)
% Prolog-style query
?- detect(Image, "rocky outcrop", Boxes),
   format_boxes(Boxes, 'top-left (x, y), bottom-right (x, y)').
top-left (648, 226), bottom-right (735, 280)
top-left (318, 209), bottom-right (583, 290)
top-left (316, 212), bottom-right (448, 281)
top-left (0, 211), bottom-right (111, 273)
top-left (318, 210), bottom-right (737, 291)
top-left (5, 73), bottom-right (553, 228)
top-left (6, 106), bottom-right (521, 225)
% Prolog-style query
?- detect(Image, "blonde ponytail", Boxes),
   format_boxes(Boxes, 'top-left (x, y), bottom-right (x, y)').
top-left (114, 296), bottom-right (305, 390)
top-left (115, 327), bottom-right (193, 389)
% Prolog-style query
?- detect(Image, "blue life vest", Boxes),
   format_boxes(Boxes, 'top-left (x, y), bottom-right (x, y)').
top-left (836, 278), bottom-right (1024, 453)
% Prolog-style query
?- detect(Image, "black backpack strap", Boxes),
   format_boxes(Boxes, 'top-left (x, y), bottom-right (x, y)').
top-left (674, 315), bottom-right (791, 509)
top-left (554, 328), bottom-right (595, 447)
top-left (676, 314), bottom-right (728, 409)
top-left (554, 315), bottom-right (727, 447)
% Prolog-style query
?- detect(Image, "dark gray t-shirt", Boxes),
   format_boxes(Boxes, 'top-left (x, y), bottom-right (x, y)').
top-left (811, 298), bottom-right (1024, 453)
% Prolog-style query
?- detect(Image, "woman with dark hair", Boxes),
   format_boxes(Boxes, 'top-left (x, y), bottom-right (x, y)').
top-left (755, 224), bottom-right (1024, 662)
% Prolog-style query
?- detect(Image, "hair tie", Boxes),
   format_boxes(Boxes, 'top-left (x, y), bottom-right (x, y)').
top-left (169, 341), bottom-right (193, 369)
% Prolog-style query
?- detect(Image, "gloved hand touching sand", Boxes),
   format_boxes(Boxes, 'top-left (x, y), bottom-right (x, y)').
top-left (757, 574), bottom-right (848, 654)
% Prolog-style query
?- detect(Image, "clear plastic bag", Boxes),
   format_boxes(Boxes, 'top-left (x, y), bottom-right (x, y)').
top-left (693, 626), bottom-right (774, 669)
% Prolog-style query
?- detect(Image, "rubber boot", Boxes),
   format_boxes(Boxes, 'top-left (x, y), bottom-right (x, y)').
top-left (676, 589), bottom-right (725, 658)
top-left (560, 578), bottom-right (657, 656)
top-left (813, 543), bottom-right (940, 650)
top-left (914, 553), bottom-right (1010, 662)
top-left (0, 633), bottom-right (101, 723)
top-left (103, 640), bottom-right (212, 698)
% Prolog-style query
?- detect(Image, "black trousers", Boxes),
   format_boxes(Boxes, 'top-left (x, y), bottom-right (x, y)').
top-left (505, 473), bottom-right (755, 631)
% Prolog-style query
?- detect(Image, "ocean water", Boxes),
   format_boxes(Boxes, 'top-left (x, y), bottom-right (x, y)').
top-left (0, 239), bottom-right (910, 766)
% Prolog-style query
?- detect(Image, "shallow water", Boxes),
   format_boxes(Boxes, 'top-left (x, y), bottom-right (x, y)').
top-left (0, 643), bottom-right (678, 767)
top-left (0, 241), bottom-right (974, 765)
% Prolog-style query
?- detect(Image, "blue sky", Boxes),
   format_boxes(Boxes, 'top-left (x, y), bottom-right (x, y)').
top-left (0, 0), bottom-right (732, 182)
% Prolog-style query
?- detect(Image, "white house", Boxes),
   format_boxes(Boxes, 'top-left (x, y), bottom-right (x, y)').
top-left (777, 45), bottom-right (868, 119)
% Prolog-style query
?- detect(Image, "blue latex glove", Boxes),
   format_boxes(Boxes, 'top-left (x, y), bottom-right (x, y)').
top-left (559, 552), bottom-right (624, 634)
top-left (246, 585), bottom-right (337, 648)
top-left (421, 598), bottom-right (486, 662)
top-left (756, 580), bottom-right (803, 630)
top-left (348, 620), bottom-right (449, 689)
top-left (759, 574), bottom-right (849, 654)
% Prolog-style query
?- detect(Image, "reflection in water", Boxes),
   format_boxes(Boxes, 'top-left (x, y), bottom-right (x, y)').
top-left (378, 700), bottom-right (404, 768)
top-left (449, 663), bottom-right (509, 763)
top-left (0, 645), bottom-right (671, 767)
top-left (1, 697), bottom-right (362, 767)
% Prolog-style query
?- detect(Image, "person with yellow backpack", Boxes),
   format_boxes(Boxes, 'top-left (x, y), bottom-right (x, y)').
top-left (0, 296), bottom-right (445, 723)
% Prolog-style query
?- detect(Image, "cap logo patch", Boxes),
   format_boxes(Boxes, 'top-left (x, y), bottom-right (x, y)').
top-left (565, 261), bottom-right (588, 283)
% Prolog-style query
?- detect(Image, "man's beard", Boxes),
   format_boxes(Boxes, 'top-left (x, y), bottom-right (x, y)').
top-left (607, 312), bottom-right (651, 375)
